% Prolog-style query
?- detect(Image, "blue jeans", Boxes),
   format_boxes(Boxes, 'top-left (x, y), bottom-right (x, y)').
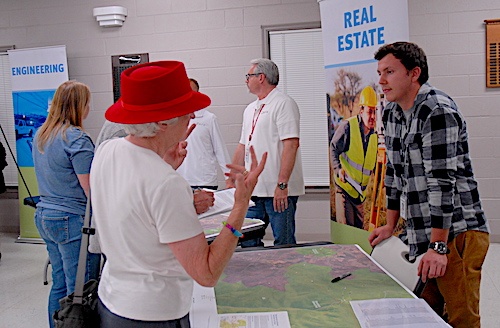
top-left (35, 207), bottom-right (101, 328)
top-left (240, 196), bottom-right (299, 247)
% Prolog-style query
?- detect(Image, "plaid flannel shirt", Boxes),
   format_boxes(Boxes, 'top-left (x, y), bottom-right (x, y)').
top-left (383, 83), bottom-right (489, 259)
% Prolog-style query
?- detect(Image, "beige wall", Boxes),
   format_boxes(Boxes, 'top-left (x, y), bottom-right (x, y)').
top-left (1, 0), bottom-right (499, 241)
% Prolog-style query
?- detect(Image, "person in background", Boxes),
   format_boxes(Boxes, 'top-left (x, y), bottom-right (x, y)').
top-left (368, 42), bottom-right (489, 328)
top-left (95, 119), bottom-right (126, 147)
top-left (32, 81), bottom-right (101, 328)
top-left (330, 86), bottom-right (378, 229)
top-left (227, 58), bottom-right (304, 247)
top-left (90, 61), bottom-right (266, 327)
top-left (176, 78), bottom-right (231, 190)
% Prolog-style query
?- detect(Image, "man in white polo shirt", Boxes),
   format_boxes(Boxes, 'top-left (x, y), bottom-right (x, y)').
top-left (228, 58), bottom-right (305, 247)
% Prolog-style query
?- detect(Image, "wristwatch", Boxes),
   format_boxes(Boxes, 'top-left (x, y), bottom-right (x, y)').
top-left (428, 241), bottom-right (450, 255)
top-left (277, 182), bottom-right (288, 190)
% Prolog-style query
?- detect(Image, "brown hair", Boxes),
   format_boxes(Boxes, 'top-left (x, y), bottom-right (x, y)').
top-left (36, 80), bottom-right (91, 152)
top-left (374, 42), bottom-right (429, 85)
top-left (189, 78), bottom-right (200, 91)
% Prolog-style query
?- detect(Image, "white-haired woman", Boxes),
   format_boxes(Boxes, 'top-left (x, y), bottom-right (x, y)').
top-left (91, 61), bottom-right (266, 327)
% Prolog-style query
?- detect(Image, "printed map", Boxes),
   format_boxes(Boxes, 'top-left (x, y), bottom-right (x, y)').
top-left (215, 244), bottom-right (413, 327)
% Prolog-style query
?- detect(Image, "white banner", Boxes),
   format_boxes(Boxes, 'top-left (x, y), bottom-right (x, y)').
top-left (319, 0), bottom-right (409, 108)
top-left (319, 0), bottom-right (409, 69)
top-left (8, 45), bottom-right (68, 92)
top-left (319, 0), bottom-right (408, 240)
top-left (7, 45), bottom-right (68, 239)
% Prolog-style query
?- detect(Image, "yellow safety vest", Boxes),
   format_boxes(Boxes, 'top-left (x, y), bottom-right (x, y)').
top-left (334, 116), bottom-right (378, 201)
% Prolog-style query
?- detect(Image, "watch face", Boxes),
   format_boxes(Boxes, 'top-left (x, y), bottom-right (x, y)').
top-left (278, 182), bottom-right (287, 190)
top-left (431, 242), bottom-right (448, 254)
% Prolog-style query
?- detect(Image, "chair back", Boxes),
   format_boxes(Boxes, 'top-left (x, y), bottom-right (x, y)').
top-left (371, 236), bottom-right (422, 294)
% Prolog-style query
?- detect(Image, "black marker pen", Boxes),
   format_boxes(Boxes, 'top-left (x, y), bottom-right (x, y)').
top-left (331, 272), bottom-right (351, 283)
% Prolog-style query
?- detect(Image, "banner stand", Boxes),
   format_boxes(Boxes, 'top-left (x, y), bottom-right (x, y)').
top-left (7, 45), bottom-right (69, 242)
top-left (318, 0), bottom-right (409, 245)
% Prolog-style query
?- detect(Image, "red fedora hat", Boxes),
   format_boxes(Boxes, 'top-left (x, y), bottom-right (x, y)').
top-left (106, 61), bottom-right (211, 124)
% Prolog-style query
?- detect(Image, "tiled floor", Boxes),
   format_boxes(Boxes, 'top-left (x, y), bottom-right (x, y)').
top-left (0, 232), bottom-right (499, 327)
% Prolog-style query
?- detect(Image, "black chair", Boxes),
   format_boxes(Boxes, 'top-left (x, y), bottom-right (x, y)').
top-left (370, 236), bottom-right (426, 297)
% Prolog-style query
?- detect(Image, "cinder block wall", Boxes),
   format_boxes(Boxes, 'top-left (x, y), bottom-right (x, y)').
top-left (0, 0), bottom-right (499, 241)
top-left (408, 1), bottom-right (500, 241)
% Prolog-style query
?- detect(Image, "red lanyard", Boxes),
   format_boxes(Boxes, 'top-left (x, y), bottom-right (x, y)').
top-left (248, 104), bottom-right (265, 142)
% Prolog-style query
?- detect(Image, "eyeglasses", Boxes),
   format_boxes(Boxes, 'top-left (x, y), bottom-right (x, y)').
top-left (245, 73), bottom-right (262, 81)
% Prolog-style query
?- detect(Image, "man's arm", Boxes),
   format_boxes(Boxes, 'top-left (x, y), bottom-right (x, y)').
top-left (417, 107), bottom-right (458, 282)
top-left (368, 208), bottom-right (399, 246)
top-left (273, 137), bottom-right (299, 212)
top-left (422, 108), bottom-right (458, 234)
top-left (418, 228), bottom-right (449, 282)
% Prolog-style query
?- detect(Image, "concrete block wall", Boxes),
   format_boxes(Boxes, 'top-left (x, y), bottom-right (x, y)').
top-left (408, 0), bottom-right (500, 241)
top-left (0, 0), bottom-right (499, 241)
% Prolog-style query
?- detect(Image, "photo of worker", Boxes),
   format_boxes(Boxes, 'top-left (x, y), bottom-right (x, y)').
top-left (329, 82), bottom-right (383, 230)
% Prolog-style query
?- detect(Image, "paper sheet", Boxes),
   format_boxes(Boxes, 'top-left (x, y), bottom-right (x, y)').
top-left (198, 188), bottom-right (254, 219)
top-left (190, 283), bottom-right (291, 328)
top-left (190, 282), bottom-right (218, 328)
top-left (350, 298), bottom-right (451, 328)
top-left (198, 188), bottom-right (235, 219)
top-left (208, 311), bottom-right (291, 328)
top-left (201, 214), bottom-right (264, 240)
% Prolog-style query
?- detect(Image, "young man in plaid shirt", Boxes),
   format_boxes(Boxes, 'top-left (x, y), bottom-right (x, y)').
top-left (368, 42), bottom-right (489, 328)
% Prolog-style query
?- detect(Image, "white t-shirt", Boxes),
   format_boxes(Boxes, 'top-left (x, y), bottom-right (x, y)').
top-left (90, 138), bottom-right (203, 321)
top-left (177, 108), bottom-right (230, 186)
top-left (239, 88), bottom-right (305, 197)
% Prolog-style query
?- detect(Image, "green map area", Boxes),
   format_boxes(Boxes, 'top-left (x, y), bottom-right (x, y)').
top-left (215, 244), bottom-right (413, 327)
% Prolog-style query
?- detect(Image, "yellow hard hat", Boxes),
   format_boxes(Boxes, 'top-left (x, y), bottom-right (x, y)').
top-left (359, 86), bottom-right (377, 108)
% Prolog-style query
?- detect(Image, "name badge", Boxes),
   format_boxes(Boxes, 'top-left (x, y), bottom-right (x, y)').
top-left (245, 142), bottom-right (250, 164)
top-left (400, 193), bottom-right (407, 220)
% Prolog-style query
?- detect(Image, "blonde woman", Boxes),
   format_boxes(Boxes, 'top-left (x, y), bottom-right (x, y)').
top-left (32, 81), bottom-right (100, 328)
